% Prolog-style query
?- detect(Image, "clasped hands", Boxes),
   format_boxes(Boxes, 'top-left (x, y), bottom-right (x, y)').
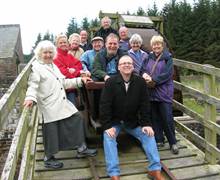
top-left (142, 73), bottom-right (156, 88)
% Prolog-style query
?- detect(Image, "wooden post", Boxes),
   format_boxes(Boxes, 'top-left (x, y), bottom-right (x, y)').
top-left (203, 71), bottom-right (217, 164)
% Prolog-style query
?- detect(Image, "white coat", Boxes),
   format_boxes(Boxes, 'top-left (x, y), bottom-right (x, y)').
top-left (25, 59), bottom-right (83, 123)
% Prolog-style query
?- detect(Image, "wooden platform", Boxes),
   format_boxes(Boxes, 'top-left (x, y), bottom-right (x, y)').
top-left (34, 126), bottom-right (220, 180)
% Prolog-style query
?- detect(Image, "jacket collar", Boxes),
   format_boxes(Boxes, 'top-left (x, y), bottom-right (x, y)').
top-left (116, 73), bottom-right (135, 84)
top-left (57, 48), bottom-right (68, 56)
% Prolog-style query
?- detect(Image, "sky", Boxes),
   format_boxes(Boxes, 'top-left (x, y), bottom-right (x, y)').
top-left (0, 0), bottom-right (194, 54)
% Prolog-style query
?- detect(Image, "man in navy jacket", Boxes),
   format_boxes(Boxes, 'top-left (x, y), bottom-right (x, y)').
top-left (100, 55), bottom-right (164, 180)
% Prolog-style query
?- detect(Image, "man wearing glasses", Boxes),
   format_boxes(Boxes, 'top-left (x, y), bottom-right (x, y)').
top-left (100, 55), bottom-right (164, 180)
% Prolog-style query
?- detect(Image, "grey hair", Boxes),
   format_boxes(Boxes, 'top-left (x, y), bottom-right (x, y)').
top-left (34, 40), bottom-right (56, 59)
top-left (101, 16), bottom-right (111, 24)
top-left (68, 33), bottom-right (81, 44)
top-left (129, 33), bottom-right (143, 45)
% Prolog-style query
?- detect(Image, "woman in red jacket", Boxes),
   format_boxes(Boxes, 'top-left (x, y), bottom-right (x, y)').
top-left (54, 34), bottom-right (83, 105)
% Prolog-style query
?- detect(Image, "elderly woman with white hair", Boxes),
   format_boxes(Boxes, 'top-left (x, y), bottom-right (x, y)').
top-left (68, 33), bottom-right (84, 59)
top-left (128, 33), bottom-right (148, 75)
top-left (23, 40), bottom-right (97, 169)
top-left (141, 35), bottom-right (179, 154)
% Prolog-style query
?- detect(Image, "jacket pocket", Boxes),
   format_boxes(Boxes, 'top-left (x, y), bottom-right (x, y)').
top-left (42, 93), bottom-right (54, 102)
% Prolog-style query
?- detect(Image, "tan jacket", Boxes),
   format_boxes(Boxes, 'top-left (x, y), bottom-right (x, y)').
top-left (25, 59), bottom-right (83, 123)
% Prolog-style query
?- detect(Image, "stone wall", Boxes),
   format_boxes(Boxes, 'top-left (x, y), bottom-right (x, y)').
top-left (0, 57), bottom-right (18, 97)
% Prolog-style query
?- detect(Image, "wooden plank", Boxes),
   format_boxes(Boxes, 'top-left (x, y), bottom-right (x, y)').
top-left (203, 73), bottom-right (217, 164)
top-left (175, 120), bottom-right (220, 160)
top-left (35, 158), bottom-right (89, 172)
top-left (18, 106), bottom-right (38, 180)
top-left (173, 58), bottom-right (220, 78)
top-left (173, 100), bottom-right (220, 136)
top-left (162, 156), bottom-right (207, 170)
top-left (34, 168), bottom-right (92, 180)
top-left (196, 175), bottom-right (220, 180)
top-left (174, 81), bottom-right (220, 107)
top-left (1, 108), bottom-right (31, 180)
top-left (171, 165), bottom-right (220, 179)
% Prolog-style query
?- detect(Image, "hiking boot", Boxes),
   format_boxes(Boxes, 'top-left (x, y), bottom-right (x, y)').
top-left (44, 156), bottom-right (63, 169)
top-left (171, 144), bottom-right (179, 154)
top-left (157, 142), bottom-right (165, 148)
top-left (76, 148), bottom-right (97, 158)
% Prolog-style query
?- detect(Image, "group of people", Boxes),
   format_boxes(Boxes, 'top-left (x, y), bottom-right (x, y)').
top-left (23, 15), bottom-right (179, 180)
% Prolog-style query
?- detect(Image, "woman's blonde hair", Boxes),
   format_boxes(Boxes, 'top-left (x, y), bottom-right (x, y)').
top-left (55, 33), bottom-right (68, 46)
top-left (150, 35), bottom-right (164, 46)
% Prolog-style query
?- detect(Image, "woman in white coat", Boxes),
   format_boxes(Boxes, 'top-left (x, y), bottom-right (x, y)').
top-left (23, 40), bottom-right (97, 169)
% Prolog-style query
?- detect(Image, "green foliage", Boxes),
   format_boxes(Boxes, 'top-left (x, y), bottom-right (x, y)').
top-left (81, 17), bottom-right (90, 31)
top-left (147, 2), bottom-right (159, 16)
top-left (162, 0), bottom-right (220, 67)
top-left (66, 18), bottom-right (80, 38)
top-left (136, 7), bottom-right (146, 16)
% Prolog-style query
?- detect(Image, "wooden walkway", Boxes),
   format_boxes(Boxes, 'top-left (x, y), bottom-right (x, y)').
top-left (34, 123), bottom-right (220, 180)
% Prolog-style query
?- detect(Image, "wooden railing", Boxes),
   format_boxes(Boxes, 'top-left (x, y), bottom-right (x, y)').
top-left (0, 57), bottom-right (39, 180)
top-left (173, 58), bottom-right (220, 164)
top-left (0, 57), bottom-right (220, 179)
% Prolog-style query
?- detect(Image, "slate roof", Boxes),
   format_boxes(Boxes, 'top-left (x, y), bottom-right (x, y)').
top-left (0, 24), bottom-right (20, 58)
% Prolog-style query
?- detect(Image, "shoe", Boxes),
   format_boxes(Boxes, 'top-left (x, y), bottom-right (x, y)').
top-left (44, 156), bottom-right (63, 169)
top-left (171, 144), bottom-right (179, 154)
top-left (148, 170), bottom-right (165, 180)
top-left (157, 142), bottom-right (165, 148)
top-left (76, 148), bottom-right (97, 158)
top-left (111, 176), bottom-right (120, 180)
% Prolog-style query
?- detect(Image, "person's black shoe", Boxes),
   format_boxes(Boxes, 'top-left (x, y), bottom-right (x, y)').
top-left (44, 156), bottom-right (63, 169)
top-left (76, 148), bottom-right (97, 158)
top-left (171, 144), bottom-right (179, 154)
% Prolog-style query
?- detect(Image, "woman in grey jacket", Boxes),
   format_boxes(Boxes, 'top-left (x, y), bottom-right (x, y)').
top-left (23, 40), bottom-right (97, 169)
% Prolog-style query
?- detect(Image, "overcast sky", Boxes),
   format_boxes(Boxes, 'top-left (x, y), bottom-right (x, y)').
top-left (0, 0), bottom-right (194, 54)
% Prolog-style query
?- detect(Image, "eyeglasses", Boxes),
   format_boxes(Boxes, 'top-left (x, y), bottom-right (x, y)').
top-left (119, 62), bottom-right (133, 66)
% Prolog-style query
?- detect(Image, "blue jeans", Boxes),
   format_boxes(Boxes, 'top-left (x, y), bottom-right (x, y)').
top-left (151, 101), bottom-right (176, 146)
top-left (103, 124), bottom-right (161, 177)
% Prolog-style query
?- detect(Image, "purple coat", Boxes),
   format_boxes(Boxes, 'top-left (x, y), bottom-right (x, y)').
top-left (141, 50), bottom-right (174, 103)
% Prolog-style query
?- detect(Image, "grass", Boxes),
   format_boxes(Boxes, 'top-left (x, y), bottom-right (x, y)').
top-left (180, 75), bottom-right (220, 115)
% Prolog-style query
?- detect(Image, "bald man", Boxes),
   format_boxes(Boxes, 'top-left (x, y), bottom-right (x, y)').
top-left (100, 55), bottom-right (164, 180)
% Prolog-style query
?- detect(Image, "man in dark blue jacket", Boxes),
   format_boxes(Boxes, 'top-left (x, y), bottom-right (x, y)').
top-left (100, 55), bottom-right (164, 180)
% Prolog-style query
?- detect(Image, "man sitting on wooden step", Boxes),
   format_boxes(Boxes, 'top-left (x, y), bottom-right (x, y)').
top-left (100, 55), bottom-right (164, 180)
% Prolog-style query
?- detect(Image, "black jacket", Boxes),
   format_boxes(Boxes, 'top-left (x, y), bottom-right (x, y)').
top-left (100, 73), bottom-right (152, 130)
top-left (94, 27), bottom-right (118, 42)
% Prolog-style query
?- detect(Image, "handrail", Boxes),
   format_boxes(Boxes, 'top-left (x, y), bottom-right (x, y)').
top-left (1, 106), bottom-right (38, 180)
top-left (173, 58), bottom-right (220, 77)
top-left (0, 57), bottom-right (35, 131)
top-left (173, 58), bottom-right (220, 164)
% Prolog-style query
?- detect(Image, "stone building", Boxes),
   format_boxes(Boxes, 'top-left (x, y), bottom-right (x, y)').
top-left (0, 24), bottom-right (24, 95)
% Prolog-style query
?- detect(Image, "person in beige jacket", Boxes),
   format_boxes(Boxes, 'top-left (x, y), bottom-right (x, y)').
top-left (23, 40), bottom-right (97, 169)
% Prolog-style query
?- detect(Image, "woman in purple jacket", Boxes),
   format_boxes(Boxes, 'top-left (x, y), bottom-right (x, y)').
top-left (141, 35), bottom-right (179, 154)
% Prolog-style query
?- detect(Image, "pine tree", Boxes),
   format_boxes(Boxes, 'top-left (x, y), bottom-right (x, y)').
top-left (136, 7), bottom-right (146, 16)
top-left (66, 18), bottom-right (79, 38)
top-left (147, 2), bottom-right (159, 16)
top-left (82, 17), bottom-right (90, 31)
